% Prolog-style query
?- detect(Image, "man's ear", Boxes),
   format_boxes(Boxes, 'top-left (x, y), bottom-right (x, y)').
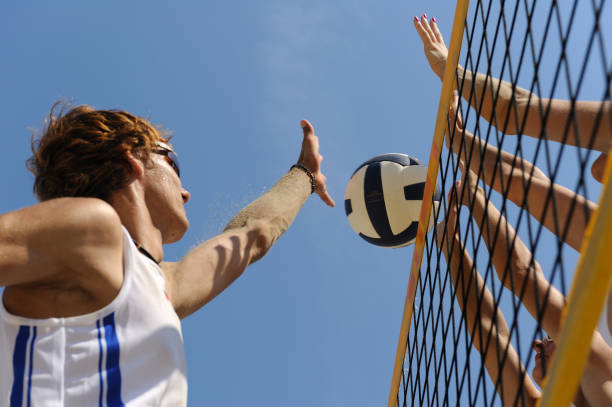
top-left (125, 150), bottom-right (145, 180)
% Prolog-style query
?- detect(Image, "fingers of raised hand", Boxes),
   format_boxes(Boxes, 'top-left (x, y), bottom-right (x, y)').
top-left (449, 94), bottom-right (464, 130)
top-left (312, 158), bottom-right (335, 207)
top-left (413, 17), bottom-right (432, 44)
top-left (417, 14), bottom-right (439, 43)
top-left (301, 119), bottom-right (314, 137)
top-left (457, 165), bottom-right (477, 206)
top-left (430, 19), bottom-right (444, 43)
top-left (298, 120), bottom-right (334, 207)
top-left (441, 187), bottom-right (459, 238)
top-left (299, 119), bottom-right (319, 164)
top-left (420, 13), bottom-right (429, 26)
top-left (316, 174), bottom-right (335, 207)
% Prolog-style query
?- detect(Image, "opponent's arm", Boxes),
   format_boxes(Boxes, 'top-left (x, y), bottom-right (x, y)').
top-left (457, 67), bottom-right (612, 152)
top-left (581, 333), bottom-right (612, 407)
top-left (449, 95), bottom-right (595, 252)
top-left (436, 192), bottom-right (541, 406)
top-left (458, 166), bottom-right (566, 339)
top-left (163, 120), bottom-right (334, 319)
top-left (414, 14), bottom-right (612, 152)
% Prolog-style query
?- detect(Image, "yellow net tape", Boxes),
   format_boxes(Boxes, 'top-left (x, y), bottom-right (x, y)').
top-left (386, 1), bottom-right (470, 405)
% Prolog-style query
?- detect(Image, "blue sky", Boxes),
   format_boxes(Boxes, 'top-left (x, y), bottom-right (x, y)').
top-left (1, 1), bottom-right (609, 406)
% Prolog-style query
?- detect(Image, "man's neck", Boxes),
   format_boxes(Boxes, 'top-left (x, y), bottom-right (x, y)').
top-left (109, 183), bottom-right (164, 263)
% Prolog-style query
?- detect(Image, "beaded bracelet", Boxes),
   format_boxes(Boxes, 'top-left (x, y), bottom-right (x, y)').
top-left (290, 163), bottom-right (316, 194)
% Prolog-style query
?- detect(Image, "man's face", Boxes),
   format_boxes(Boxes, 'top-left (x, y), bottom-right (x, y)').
top-left (144, 142), bottom-right (191, 243)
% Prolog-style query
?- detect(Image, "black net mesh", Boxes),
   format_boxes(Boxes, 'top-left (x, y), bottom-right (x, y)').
top-left (396, 0), bottom-right (611, 405)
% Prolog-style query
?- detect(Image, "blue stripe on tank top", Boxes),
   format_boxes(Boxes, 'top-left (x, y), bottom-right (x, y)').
top-left (103, 313), bottom-right (125, 407)
top-left (97, 320), bottom-right (105, 407)
top-left (10, 325), bottom-right (30, 407)
top-left (26, 326), bottom-right (37, 407)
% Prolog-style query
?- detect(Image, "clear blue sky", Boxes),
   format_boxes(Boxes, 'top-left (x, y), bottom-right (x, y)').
top-left (0, 1), bottom-right (609, 406)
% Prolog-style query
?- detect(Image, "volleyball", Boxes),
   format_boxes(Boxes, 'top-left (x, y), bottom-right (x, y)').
top-left (344, 153), bottom-right (440, 248)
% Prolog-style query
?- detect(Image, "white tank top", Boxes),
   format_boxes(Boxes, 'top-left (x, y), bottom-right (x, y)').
top-left (0, 227), bottom-right (187, 407)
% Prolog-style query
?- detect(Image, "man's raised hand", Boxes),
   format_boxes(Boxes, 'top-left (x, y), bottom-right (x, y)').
top-left (298, 119), bottom-right (335, 207)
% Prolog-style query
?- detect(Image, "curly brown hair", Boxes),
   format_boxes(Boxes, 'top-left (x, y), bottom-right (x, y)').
top-left (27, 102), bottom-right (171, 202)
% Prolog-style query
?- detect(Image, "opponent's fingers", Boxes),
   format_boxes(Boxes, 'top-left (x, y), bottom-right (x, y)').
top-left (445, 186), bottom-right (460, 235)
top-left (458, 160), bottom-right (466, 175)
top-left (447, 183), bottom-right (457, 204)
top-left (541, 339), bottom-right (556, 354)
top-left (457, 165), bottom-right (475, 207)
top-left (420, 13), bottom-right (435, 40)
top-left (420, 13), bottom-right (428, 25)
top-left (413, 16), bottom-right (433, 44)
top-left (447, 183), bottom-right (460, 215)
top-left (449, 93), bottom-right (464, 129)
top-left (431, 18), bottom-right (444, 43)
top-left (533, 339), bottom-right (543, 351)
top-left (420, 14), bottom-right (437, 40)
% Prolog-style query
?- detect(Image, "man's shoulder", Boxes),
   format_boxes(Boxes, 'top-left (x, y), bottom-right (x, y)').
top-left (1, 196), bottom-right (123, 248)
top-left (41, 196), bottom-right (121, 226)
top-left (0, 198), bottom-right (125, 317)
top-left (51, 197), bottom-right (123, 239)
top-left (0, 197), bottom-right (124, 276)
top-left (36, 197), bottom-right (124, 263)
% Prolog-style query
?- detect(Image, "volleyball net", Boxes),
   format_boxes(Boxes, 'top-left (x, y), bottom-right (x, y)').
top-left (389, 0), bottom-right (612, 406)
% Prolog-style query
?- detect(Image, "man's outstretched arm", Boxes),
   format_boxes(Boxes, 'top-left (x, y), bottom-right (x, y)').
top-left (163, 120), bottom-right (334, 319)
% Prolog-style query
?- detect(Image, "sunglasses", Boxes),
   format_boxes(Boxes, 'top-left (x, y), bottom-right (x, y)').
top-left (153, 141), bottom-right (181, 178)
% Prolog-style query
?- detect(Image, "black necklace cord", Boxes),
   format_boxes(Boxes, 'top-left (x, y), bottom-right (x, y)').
top-left (132, 239), bottom-right (161, 265)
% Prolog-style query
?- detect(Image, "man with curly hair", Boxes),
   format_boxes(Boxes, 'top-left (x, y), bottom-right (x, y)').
top-left (0, 104), bottom-right (334, 406)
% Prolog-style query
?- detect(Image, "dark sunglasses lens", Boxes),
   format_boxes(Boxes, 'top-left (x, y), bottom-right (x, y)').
top-left (167, 151), bottom-right (180, 177)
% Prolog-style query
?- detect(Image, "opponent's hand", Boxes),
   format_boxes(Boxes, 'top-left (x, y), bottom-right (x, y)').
top-left (297, 119), bottom-right (335, 207)
top-left (456, 160), bottom-right (483, 210)
top-left (414, 13), bottom-right (448, 80)
top-left (446, 92), bottom-right (464, 152)
top-left (532, 337), bottom-right (556, 387)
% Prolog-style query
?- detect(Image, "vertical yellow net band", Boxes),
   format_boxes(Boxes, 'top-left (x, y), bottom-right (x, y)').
top-left (386, 1), bottom-right (470, 405)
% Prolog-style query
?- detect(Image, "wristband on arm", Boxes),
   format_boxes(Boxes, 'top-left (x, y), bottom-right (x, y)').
top-left (290, 163), bottom-right (316, 194)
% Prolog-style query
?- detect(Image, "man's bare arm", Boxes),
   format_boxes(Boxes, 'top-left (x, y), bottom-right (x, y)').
top-left (0, 198), bottom-right (124, 318)
top-left (163, 120), bottom-right (334, 319)
top-left (0, 197), bottom-right (123, 287)
top-left (164, 170), bottom-right (310, 318)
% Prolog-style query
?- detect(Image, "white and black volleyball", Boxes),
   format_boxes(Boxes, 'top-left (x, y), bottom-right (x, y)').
top-left (344, 153), bottom-right (440, 248)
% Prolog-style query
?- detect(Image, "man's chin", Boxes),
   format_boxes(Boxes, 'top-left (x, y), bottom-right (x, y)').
top-left (163, 218), bottom-right (189, 244)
